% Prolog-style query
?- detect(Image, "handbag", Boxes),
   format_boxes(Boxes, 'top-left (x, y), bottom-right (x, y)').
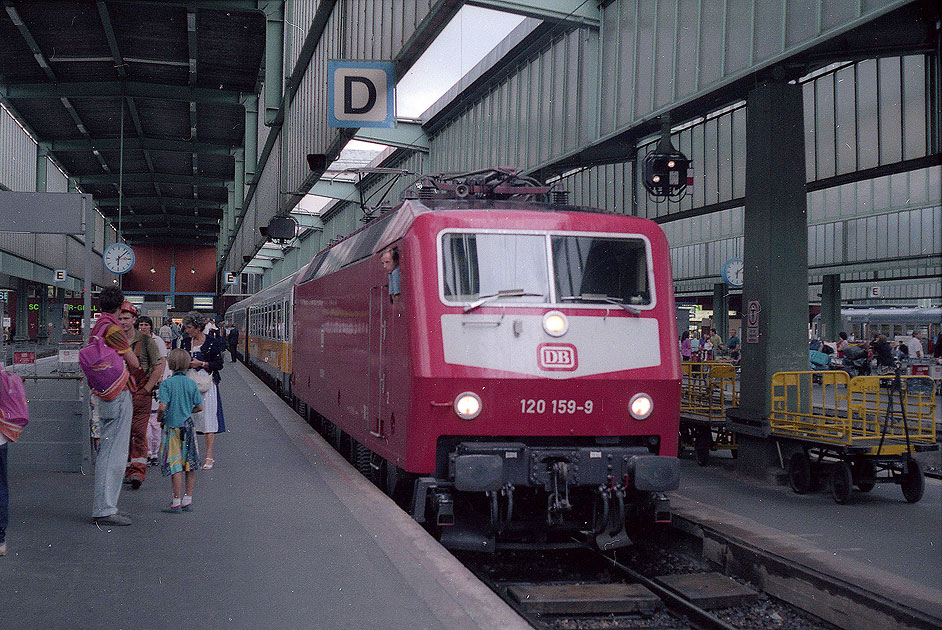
top-left (186, 368), bottom-right (213, 394)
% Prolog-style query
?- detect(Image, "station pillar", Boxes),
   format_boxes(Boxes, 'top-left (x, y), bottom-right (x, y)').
top-left (820, 274), bottom-right (841, 341)
top-left (730, 80), bottom-right (809, 479)
top-left (37, 284), bottom-right (49, 342)
top-left (712, 283), bottom-right (728, 344)
top-left (13, 279), bottom-right (29, 342)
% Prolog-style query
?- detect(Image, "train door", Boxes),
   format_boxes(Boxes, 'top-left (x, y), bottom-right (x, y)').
top-left (368, 285), bottom-right (384, 437)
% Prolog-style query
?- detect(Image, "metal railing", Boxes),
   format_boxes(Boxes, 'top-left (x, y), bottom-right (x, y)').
top-left (681, 362), bottom-right (739, 420)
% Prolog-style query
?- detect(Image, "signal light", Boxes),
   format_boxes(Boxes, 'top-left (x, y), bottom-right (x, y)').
top-left (641, 151), bottom-right (690, 199)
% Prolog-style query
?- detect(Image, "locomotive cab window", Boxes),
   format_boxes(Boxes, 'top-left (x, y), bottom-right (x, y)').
top-left (441, 232), bottom-right (549, 303)
top-left (553, 236), bottom-right (651, 306)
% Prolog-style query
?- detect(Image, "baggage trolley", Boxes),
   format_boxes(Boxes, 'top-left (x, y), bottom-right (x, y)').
top-left (679, 362), bottom-right (738, 466)
top-left (769, 367), bottom-right (938, 504)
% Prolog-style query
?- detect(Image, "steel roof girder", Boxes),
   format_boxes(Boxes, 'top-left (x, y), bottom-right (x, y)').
top-left (354, 122), bottom-right (430, 152)
top-left (306, 179), bottom-right (358, 202)
top-left (96, 197), bottom-right (224, 209)
top-left (244, 258), bottom-right (273, 269)
top-left (290, 214), bottom-right (324, 230)
top-left (50, 137), bottom-right (237, 155)
top-left (75, 173), bottom-right (229, 185)
top-left (1, 82), bottom-right (243, 104)
top-left (465, 1), bottom-right (600, 28)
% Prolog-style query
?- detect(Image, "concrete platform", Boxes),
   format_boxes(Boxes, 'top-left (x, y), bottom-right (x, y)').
top-left (671, 454), bottom-right (942, 628)
top-left (0, 362), bottom-right (528, 630)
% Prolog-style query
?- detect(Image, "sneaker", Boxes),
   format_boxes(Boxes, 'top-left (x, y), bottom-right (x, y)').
top-left (0, 541), bottom-right (6, 556)
top-left (147, 456), bottom-right (159, 467)
top-left (130, 478), bottom-right (143, 490)
top-left (93, 513), bottom-right (132, 526)
top-left (181, 503), bottom-right (193, 512)
top-left (161, 505), bottom-right (182, 514)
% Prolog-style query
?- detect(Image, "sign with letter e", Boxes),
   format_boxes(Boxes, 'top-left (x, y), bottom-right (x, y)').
top-left (53, 269), bottom-right (68, 282)
top-left (327, 60), bottom-right (395, 128)
top-left (224, 272), bottom-right (237, 285)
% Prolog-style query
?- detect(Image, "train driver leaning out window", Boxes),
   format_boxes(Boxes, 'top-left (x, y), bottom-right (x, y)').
top-left (381, 248), bottom-right (401, 304)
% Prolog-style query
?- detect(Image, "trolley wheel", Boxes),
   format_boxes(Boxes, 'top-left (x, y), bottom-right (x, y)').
top-left (853, 460), bottom-right (876, 492)
top-left (900, 459), bottom-right (924, 503)
top-left (831, 461), bottom-right (853, 504)
top-left (787, 451), bottom-right (812, 494)
top-left (694, 428), bottom-right (712, 466)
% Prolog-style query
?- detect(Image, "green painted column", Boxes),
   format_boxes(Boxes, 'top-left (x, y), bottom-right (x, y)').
top-left (820, 274), bottom-right (842, 342)
top-left (712, 283), bottom-right (728, 343)
top-left (36, 145), bottom-right (49, 192)
top-left (243, 94), bottom-right (258, 183)
top-left (14, 279), bottom-right (29, 342)
top-left (733, 81), bottom-right (809, 479)
top-left (263, 1), bottom-right (284, 126)
top-left (37, 285), bottom-right (49, 341)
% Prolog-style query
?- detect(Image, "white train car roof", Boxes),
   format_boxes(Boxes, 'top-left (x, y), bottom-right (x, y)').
top-left (225, 267), bottom-right (303, 315)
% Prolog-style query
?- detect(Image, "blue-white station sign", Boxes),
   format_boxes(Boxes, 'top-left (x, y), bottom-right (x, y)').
top-left (327, 60), bottom-right (396, 128)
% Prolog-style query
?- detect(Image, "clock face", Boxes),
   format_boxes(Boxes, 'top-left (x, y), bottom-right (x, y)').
top-left (103, 243), bottom-right (135, 275)
top-left (723, 258), bottom-right (744, 288)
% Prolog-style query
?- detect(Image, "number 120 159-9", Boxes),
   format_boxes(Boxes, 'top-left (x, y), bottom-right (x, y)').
top-left (520, 399), bottom-right (593, 414)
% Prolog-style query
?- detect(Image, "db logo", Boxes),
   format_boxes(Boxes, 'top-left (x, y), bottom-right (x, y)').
top-left (538, 343), bottom-right (578, 371)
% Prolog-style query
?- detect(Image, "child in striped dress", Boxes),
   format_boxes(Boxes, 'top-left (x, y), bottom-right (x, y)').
top-left (157, 349), bottom-right (204, 514)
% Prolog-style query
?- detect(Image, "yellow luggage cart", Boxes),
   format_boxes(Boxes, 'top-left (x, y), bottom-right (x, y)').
top-left (769, 368), bottom-right (938, 504)
top-left (679, 362), bottom-right (739, 466)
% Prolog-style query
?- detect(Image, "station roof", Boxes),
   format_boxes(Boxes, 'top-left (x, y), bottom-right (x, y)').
top-left (0, 0), bottom-right (266, 245)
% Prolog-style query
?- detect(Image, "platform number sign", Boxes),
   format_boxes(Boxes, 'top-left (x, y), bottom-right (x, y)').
top-left (224, 272), bottom-right (237, 286)
top-left (869, 286), bottom-right (882, 298)
top-left (53, 269), bottom-right (68, 283)
top-left (327, 60), bottom-right (396, 128)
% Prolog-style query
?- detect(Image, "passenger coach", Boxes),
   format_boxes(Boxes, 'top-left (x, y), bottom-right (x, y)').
top-left (228, 170), bottom-right (682, 550)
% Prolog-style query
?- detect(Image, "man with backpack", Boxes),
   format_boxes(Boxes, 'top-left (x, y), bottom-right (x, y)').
top-left (84, 287), bottom-right (140, 526)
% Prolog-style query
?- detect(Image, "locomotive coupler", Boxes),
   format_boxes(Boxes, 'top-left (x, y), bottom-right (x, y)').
top-left (593, 486), bottom-right (611, 534)
top-left (546, 461), bottom-right (572, 525)
top-left (432, 489), bottom-right (455, 526)
top-left (652, 492), bottom-right (671, 524)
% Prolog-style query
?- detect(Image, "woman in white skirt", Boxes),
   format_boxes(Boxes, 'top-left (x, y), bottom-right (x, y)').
top-left (180, 312), bottom-right (226, 470)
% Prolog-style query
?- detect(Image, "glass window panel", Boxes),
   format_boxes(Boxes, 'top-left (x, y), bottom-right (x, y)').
top-left (654, 0), bottom-right (677, 108)
top-left (803, 82), bottom-right (817, 181)
top-left (725, 0), bottom-right (752, 74)
top-left (552, 236), bottom-right (652, 305)
top-left (877, 58), bottom-right (902, 164)
top-left (871, 175), bottom-right (888, 212)
top-left (908, 168), bottom-right (927, 205)
top-left (634, 0), bottom-right (656, 117)
top-left (704, 117), bottom-right (718, 205)
top-left (676, 0), bottom-right (701, 98)
top-left (856, 60), bottom-right (879, 169)
top-left (809, 190), bottom-right (823, 222)
top-left (886, 213), bottom-right (899, 258)
top-left (732, 107), bottom-right (746, 198)
top-left (785, 0), bottom-right (816, 46)
top-left (824, 185), bottom-right (840, 218)
top-left (928, 166), bottom-right (941, 203)
top-left (898, 210), bottom-right (911, 256)
top-left (901, 55), bottom-right (927, 160)
top-left (692, 122), bottom-right (705, 208)
top-left (922, 207), bottom-right (937, 255)
top-left (753, 0), bottom-right (783, 62)
top-left (835, 65), bottom-right (857, 174)
top-left (717, 113), bottom-right (733, 201)
top-left (698, 0), bottom-right (725, 86)
top-left (815, 76), bottom-right (836, 179)
top-left (890, 172), bottom-right (908, 209)
top-left (441, 233), bottom-right (549, 303)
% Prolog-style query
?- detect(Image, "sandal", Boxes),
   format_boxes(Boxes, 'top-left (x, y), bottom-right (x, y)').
top-left (202, 458), bottom-right (214, 470)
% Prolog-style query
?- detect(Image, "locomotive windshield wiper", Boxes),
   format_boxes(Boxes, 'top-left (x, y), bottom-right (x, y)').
top-left (561, 294), bottom-right (641, 316)
top-left (463, 288), bottom-right (544, 313)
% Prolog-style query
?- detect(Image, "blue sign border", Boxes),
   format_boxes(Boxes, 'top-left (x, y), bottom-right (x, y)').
top-left (327, 60), bottom-right (396, 128)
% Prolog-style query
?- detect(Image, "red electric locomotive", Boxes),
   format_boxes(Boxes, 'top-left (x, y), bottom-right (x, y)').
top-left (235, 169), bottom-right (681, 551)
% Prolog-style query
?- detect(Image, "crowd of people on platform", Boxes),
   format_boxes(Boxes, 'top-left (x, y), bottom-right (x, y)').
top-left (681, 327), bottom-right (740, 364)
top-left (81, 288), bottom-right (235, 527)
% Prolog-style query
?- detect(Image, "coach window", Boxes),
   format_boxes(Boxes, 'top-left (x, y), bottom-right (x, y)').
top-left (552, 236), bottom-right (652, 306)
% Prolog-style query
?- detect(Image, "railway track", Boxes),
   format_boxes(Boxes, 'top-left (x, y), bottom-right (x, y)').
top-left (458, 538), bottom-right (835, 630)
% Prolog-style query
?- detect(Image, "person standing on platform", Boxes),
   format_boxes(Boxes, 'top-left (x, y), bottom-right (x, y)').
top-left (157, 349), bottom-right (204, 513)
top-left (680, 331), bottom-right (692, 361)
top-left (158, 319), bottom-right (173, 349)
top-left (709, 328), bottom-right (723, 358)
top-left (170, 320), bottom-right (182, 349)
top-left (727, 329), bottom-right (741, 364)
top-left (906, 331), bottom-right (924, 359)
top-left (90, 288), bottom-right (139, 526)
top-left (181, 312), bottom-right (226, 470)
top-left (123, 306), bottom-right (164, 489)
top-left (137, 316), bottom-right (168, 467)
top-left (0, 363), bottom-right (30, 556)
top-left (226, 322), bottom-right (239, 362)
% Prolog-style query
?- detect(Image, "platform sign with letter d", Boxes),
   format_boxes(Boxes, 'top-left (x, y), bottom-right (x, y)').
top-left (327, 60), bottom-right (396, 128)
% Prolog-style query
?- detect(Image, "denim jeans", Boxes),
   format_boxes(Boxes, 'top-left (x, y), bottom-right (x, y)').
top-left (92, 390), bottom-right (133, 518)
top-left (0, 442), bottom-right (8, 542)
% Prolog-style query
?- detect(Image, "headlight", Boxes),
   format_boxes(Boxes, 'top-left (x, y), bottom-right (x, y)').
top-left (629, 393), bottom-right (653, 420)
top-left (542, 310), bottom-right (568, 337)
top-left (454, 392), bottom-right (482, 420)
